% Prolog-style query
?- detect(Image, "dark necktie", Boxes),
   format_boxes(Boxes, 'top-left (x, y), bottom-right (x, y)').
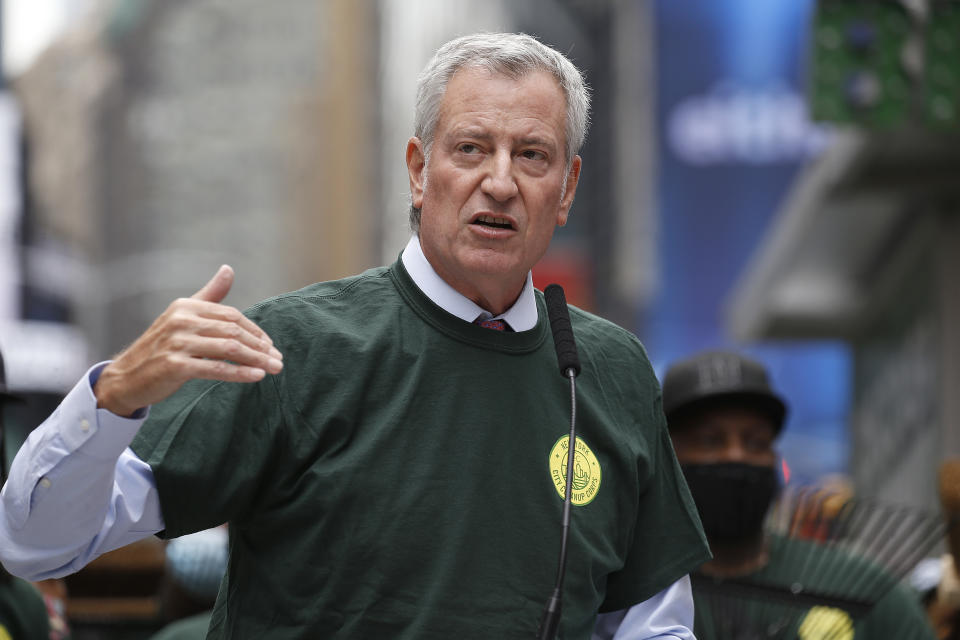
top-left (475, 318), bottom-right (508, 331)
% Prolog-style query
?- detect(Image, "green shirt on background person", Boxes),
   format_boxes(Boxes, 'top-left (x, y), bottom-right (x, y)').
top-left (0, 574), bottom-right (51, 640)
top-left (692, 533), bottom-right (935, 640)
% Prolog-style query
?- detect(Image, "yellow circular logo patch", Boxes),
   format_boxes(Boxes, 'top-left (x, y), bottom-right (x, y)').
top-left (548, 435), bottom-right (602, 505)
top-left (798, 606), bottom-right (854, 640)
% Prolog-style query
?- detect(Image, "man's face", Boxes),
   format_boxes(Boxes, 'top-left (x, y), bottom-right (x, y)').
top-left (406, 66), bottom-right (581, 311)
top-left (670, 405), bottom-right (778, 468)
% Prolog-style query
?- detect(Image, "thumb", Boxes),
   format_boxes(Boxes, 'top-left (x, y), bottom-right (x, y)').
top-left (191, 264), bottom-right (234, 303)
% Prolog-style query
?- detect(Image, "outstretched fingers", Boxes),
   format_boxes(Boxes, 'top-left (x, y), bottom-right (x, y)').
top-left (169, 332), bottom-right (283, 378)
top-left (190, 301), bottom-right (276, 346)
top-left (164, 352), bottom-right (271, 384)
top-left (168, 300), bottom-right (281, 362)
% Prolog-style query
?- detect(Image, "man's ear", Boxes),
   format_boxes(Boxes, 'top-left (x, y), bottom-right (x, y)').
top-left (556, 155), bottom-right (582, 227)
top-left (406, 137), bottom-right (426, 210)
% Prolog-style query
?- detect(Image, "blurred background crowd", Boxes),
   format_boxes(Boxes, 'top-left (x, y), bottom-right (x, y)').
top-left (0, 0), bottom-right (958, 638)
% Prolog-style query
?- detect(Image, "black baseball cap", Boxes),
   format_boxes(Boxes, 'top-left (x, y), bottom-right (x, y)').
top-left (661, 350), bottom-right (787, 433)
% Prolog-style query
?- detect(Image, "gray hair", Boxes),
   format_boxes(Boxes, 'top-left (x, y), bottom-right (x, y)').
top-left (409, 32), bottom-right (591, 232)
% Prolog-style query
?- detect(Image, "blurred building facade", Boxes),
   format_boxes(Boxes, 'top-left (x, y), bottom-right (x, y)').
top-left (728, 0), bottom-right (960, 510)
top-left (728, 127), bottom-right (960, 511)
top-left (13, 0), bottom-right (381, 361)
top-left (644, 0), bottom-right (852, 487)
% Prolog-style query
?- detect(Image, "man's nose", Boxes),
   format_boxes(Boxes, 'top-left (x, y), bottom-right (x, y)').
top-left (481, 151), bottom-right (519, 201)
top-left (722, 440), bottom-right (749, 462)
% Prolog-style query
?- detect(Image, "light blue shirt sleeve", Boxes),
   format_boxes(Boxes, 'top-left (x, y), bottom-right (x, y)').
top-left (0, 362), bottom-right (165, 581)
top-left (592, 576), bottom-right (696, 640)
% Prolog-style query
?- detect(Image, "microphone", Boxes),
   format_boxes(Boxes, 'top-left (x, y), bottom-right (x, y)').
top-left (544, 285), bottom-right (581, 378)
top-left (538, 284), bottom-right (581, 640)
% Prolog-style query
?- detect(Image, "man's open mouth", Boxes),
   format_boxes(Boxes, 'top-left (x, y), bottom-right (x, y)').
top-left (473, 215), bottom-right (514, 230)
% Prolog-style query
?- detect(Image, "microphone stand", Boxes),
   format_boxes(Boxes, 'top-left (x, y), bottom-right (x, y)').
top-left (538, 284), bottom-right (582, 640)
top-left (537, 367), bottom-right (577, 640)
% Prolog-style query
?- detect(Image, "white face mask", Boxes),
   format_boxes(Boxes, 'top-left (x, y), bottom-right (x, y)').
top-left (166, 526), bottom-right (229, 601)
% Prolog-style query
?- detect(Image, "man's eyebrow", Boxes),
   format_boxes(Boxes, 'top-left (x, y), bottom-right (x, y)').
top-left (517, 136), bottom-right (557, 150)
top-left (445, 128), bottom-right (559, 153)
top-left (448, 127), bottom-right (493, 141)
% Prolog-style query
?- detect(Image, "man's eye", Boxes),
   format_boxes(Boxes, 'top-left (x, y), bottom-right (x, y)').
top-left (745, 437), bottom-right (772, 452)
top-left (458, 144), bottom-right (479, 154)
top-left (521, 150), bottom-right (546, 161)
top-left (696, 433), bottom-right (724, 449)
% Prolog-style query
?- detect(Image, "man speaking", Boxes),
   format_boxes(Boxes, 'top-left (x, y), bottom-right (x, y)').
top-left (0, 33), bottom-right (708, 638)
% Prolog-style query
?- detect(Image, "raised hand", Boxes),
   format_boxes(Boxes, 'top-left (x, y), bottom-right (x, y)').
top-left (94, 265), bottom-right (284, 417)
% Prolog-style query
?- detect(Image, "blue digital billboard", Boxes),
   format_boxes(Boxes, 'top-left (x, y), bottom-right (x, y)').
top-left (646, 0), bottom-right (850, 484)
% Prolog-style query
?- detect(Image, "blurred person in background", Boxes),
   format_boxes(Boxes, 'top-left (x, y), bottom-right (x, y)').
top-left (661, 349), bottom-right (936, 639)
top-left (150, 525), bottom-right (228, 640)
top-left (0, 350), bottom-right (68, 639)
top-left (912, 457), bottom-right (960, 640)
top-left (0, 568), bottom-right (49, 640)
top-left (0, 33), bottom-right (709, 639)
top-left (928, 555), bottom-right (960, 640)
top-left (911, 553), bottom-right (960, 640)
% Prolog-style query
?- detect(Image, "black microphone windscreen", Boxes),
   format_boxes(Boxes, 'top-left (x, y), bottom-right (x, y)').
top-left (544, 284), bottom-right (581, 377)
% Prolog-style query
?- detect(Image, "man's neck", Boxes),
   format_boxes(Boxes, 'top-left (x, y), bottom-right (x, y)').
top-left (459, 280), bottom-right (524, 317)
top-left (421, 251), bottom-right (523, 316)
top-left (400, 235), bottom-right (538, 330)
